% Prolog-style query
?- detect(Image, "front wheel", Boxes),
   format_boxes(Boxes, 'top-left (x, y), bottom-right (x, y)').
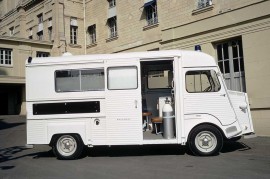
top-left (53, 134), bottom-right (84, 160)
top-left (188, 125), bottom-right (223, 156)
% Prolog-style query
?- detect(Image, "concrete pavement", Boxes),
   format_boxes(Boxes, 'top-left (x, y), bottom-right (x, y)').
top-left (0, 115), bottom-right (270, 179)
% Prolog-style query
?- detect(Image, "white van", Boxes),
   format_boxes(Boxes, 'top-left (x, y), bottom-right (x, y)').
top-left (26, 50), bottom-right (254, 159)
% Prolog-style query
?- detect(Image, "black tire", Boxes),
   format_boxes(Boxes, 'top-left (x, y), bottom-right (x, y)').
top-left (188, 125), bottom-right (223, 156)
top-left (52, 134), bottom-right (84, 160)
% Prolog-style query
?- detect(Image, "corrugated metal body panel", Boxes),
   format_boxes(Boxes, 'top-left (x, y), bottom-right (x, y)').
top-left (183, 67), bottom-right (237, 126)
top-left (91, 118), bottom-right (107, 145)
top-left (184, 93), bottom-right (236, 125)
top-left (27, 120), bottom-right (47, 144)
top-left (47, 120), bottom-right (87, 144)
top-left (228, 90), bottom-right (254, 134)
top-left (106, 89), bottom-right (142, 145)
top-left (105, 59), bottom-right (142, 145)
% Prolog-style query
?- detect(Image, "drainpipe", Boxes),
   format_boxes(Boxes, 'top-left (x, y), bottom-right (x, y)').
top-left (83, 0), bottom-right (86, 55)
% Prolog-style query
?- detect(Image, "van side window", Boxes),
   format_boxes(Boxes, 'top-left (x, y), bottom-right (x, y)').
top-left (185, 70), bottom-right (221, 93)
top-left (55, 69), bottom-right (104, 92)
top-left (108, 66), bottom-right (138, 90)
top-left (147, 70), bottom-right (173, 89)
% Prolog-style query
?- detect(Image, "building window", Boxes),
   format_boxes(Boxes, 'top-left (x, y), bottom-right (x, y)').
top-left (216, 39), bottom-right (246, 92)
top-left (70, 17), bottom-right (78, 44)
top-left (37, 14), bottom-right (44, 40)
top-left (88, 25), bottom-right (96, 44)
top-left (144, 0), bottom-right (158, 26)
top-left (197, 0), bottom-right (213, 9)
top-left (108, 17), bottom-right (117, 38)
top-left (70, 26), bottom-right (78, 44)
top-left (48, 27), bottom-right (52, 41)
top-left (37, 31), bottom-right (43, 41)
top-left (36, 52), bottom-right (50, 58)
top-left (48, 17), bottom-right (52, 41)
top-left (48, 17), bottom-right (52, 27)
top-left (29, 28), bottom-right (33, 39)
top-left (37, 14), bottom-right (43, 24)
top-left (108, 0), bottom-right (116, 8)
top-left (9, 27), bottom-right (14, 36)
top-left (0, 48), bottom-right (12, 66)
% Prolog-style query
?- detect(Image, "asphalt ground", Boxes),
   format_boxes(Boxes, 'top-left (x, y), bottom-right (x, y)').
top-left (0, 115), bottom-right (270, 179)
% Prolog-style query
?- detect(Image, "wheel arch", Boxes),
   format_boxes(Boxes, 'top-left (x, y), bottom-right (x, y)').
top-left (49, 133), bottom-right (84, 147)
top-left (187, 122), bottom-right (227, 142)
top-left (47, 122), bottom-right (87, 145)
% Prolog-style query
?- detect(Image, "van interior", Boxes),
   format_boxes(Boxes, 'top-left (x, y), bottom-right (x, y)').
top-left (140, 59), bottom-right (176, 140)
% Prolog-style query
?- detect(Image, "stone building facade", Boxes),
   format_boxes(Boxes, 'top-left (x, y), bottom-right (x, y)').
top-left (0, 0), bottom-right (270, 136)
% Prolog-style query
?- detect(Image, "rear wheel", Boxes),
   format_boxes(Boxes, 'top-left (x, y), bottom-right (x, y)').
top-left (188, 125), bottom-right (223, 156)
top-left (53, 134), bottom-right (84, 160)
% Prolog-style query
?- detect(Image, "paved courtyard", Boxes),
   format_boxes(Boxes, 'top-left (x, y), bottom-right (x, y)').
top-left (0, 115), bottom-right (270, 179)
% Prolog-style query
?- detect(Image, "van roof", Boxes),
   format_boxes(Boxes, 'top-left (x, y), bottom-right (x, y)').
top-left (26, 50), bottom-right (217, 67)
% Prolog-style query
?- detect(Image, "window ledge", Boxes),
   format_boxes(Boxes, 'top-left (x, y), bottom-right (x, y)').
top-left (143, 23), bottom-right (159, 31)
top-left (69, 44), bottom-right (82, 48)
top-left (86, 43), bottom-right (97, 49)
top-left (106, 36), bottom-right (118, 42)
top-left (0, 64), bottom-right (13, 68)
top-left (192, 5), bottom-right (214, 15)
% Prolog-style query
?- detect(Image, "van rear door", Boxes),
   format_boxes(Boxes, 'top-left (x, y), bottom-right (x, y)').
top-left (228, 90), bottom-right (254, 134)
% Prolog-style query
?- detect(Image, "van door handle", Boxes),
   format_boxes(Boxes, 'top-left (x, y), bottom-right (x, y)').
top-left (135, 100), bottom-right (138, 108)
top-left (220, 94), bottom-right (226, 97)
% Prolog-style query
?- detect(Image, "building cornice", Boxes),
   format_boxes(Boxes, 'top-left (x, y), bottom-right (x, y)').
top-left (22, 0), bottom-right (44, 8)
top-left (0, 36), bottom-right (53, 46)
top-left (0, 76), bottom-right (25, 84)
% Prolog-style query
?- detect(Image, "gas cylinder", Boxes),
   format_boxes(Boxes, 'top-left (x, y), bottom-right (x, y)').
top-left (162, 98), bottom-right (175, 139)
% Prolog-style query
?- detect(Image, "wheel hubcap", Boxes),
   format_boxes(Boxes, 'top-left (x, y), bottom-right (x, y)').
top-left (57, 135), bottom-right (77, 156)
top-left (195, 131), bottom-right (217, 153)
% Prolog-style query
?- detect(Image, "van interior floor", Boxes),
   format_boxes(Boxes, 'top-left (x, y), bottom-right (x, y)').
top-left (143, 130), bottom-right (164, 140)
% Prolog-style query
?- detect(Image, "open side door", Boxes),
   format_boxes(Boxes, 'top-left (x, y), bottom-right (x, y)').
top-left (228, 90), bottom-right (254, 134)
top-left (105, 59), bottom-right (142, 145)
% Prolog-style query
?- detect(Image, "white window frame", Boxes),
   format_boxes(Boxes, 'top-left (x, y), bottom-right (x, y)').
top-left (197, 0), bottom-right (213, 9)
top-left (70, 26), bottom-right (78, 44)
top-left (108, 17), bottom-right (117, 38)
top-left (0, 48), bottom-right (12, 66)
top-left (88, 25), bottom-right (96, 44)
